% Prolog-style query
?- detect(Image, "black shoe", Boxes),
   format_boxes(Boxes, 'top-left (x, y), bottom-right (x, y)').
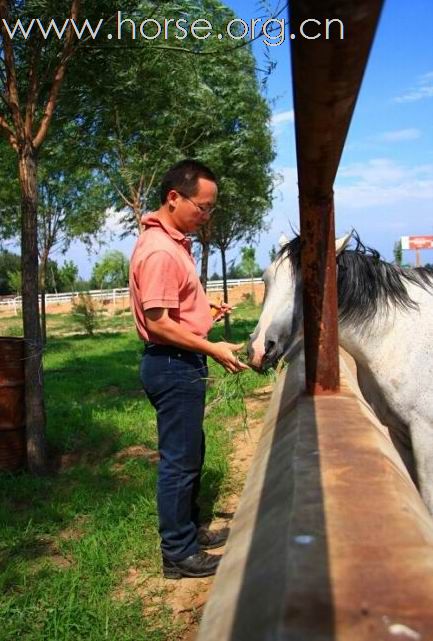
top-left (163, 550), bottom-right (221, 579)
top-left (197, 527), bottom-right (230, 550)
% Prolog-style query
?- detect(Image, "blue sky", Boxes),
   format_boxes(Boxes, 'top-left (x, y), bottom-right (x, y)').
top-left (68, 0), bottom-right (433, 276)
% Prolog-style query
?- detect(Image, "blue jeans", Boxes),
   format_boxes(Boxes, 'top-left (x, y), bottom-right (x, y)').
top-left (140, 344), bottom-right (208, 561)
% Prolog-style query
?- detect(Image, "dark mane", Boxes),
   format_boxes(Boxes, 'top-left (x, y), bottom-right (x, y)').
top-left (277, 233), bottom-right (433, 325)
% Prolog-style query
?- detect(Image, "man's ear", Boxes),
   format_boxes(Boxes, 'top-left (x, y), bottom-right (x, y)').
top-left (167, 189), bottom-right (180, 211)
top-left (335, 232), bottom-right (352, 256)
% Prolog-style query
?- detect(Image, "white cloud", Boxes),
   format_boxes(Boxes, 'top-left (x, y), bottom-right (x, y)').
top-left (271, 110), bottom-right (294, 127)
top-left (270, 160), bottom-right (433, 213)
top-left (335, 158), bottom-right (433, 208)
top-left (260, 161), bottom-right (432, 264)
top-left (103, 207), bottom-right (131, 235)
top-left (394, 71), bottom-right (433, 103)
top-left (378, 128), bottom-right (421, 142)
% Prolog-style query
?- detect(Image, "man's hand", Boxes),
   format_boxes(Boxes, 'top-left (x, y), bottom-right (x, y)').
top-left (210, 302), bottom-right (233, 322)
top-left (209, 342), bottom-right (249, 373)
top-left (143, 307), bottom-right (248, 372)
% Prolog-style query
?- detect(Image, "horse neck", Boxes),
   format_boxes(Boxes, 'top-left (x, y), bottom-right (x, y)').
top-left (338, 312), bottom-right (396, 369)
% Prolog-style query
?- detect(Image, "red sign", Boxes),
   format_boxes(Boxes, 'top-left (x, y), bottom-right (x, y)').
top-left (401, 236), bottom-right (433, 250)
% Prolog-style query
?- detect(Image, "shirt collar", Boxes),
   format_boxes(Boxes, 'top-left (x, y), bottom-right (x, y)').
top-left (141, 213), bottom-right (192, 250)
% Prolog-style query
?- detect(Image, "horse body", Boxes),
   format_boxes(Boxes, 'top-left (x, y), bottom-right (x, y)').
top-left (248, 235), bottom-right (433, 514)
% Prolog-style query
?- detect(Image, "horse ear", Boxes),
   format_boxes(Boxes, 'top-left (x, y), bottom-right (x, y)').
top-left (335, 232), bottom-right (352, 256)
top-left (278, 233), bottom-right (289, 248)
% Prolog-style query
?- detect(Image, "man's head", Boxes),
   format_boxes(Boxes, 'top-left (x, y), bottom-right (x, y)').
top-left (160, 159), bottom-right (218, 233)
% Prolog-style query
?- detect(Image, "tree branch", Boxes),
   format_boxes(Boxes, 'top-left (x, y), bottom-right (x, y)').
top-left (0, 0), bottom-right (23, 138)
top-left (113, 107), bottom-right (129, 172)
top-left (101, 165), bottom-right (134, 209)
top-left (25, 36), bottom-right (42, 138)
top-left (0, 111), bottom-right (18, 149)
top-left (33, 0), bottom-right (81, 149)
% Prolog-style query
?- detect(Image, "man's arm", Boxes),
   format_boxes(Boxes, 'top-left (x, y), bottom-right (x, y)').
top-left (144, 308), bottom-right (248, 374)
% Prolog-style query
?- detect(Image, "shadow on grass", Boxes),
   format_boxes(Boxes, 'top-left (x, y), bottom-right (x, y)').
top-left (43, 318), bottom-right (259, 456)
top-left (0, 459), bottom-right (158, 572)
top-left (199, 467), bottom-right (226, 525)
top-left (0, 451), bottom-right (225, 575)
top-left (43, 336), bottom-right (146, 454)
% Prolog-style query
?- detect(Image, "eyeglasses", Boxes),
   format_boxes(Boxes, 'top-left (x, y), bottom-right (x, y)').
top-left (178, 192), bottom-right (216, 216)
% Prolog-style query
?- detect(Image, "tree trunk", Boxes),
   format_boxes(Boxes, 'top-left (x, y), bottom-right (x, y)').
top-left (250, 272), bottom-right (256, 305)
top-left (220, 247), bottom-right (231, 340)
top-left (39, 255), bottom-right (48, 345)
top-left (18, 145), bottom-right (48, 475)
top-left (200, 241), bottom-right (210, 292)
top-left (40, 287), bottom-right (46, 345)
top-left (134, 204), bottom-right (144, 234)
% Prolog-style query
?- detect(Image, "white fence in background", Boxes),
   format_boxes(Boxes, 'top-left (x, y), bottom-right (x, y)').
top-left (0, 278), bottom-right (264, 312)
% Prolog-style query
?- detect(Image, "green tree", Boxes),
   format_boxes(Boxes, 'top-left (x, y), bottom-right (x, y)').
top-left (0, 0), bottom-right (142, 470)
top-left (37, 137), bottom-right (109, 342)
top-left (0, 143), bottom-right (19, 240)
top-left (0, 0), bottom-right (86, 472)
top-left (393, 240), bottom-right (403, 266)
top-left (236, 246), bottom-right (262, 304)
top-left (269, 245), bottom-right (278, 262)
top-left (58, 260), bottom-right (79, 292)
top-left (0, 128), bottom-right (110, 342)
top-left (0, 143), bottom-right (109, 341)
top-left (0, 249), bottom-right (20, 294)
top-left (91, 250), bottom-right (129, 290)
top-left (64, 1), bottom-right (256, 238)
top-left (238, 247), bottom-right (261, 278)
top-left (7, 268), bottom-right (21, 295)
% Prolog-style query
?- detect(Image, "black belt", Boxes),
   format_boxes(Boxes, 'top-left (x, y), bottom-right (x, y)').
top-left (145, 343), bottom-right (206, 362)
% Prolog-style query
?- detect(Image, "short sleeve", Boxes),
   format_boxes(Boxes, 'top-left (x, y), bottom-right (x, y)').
top-left (137, 251), bottom-right (180, 310)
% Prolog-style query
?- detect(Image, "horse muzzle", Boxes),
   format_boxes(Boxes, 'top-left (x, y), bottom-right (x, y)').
top-left (247, 338), bottom-right (282, 372)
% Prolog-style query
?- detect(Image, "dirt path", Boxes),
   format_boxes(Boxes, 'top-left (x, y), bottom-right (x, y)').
top-left (115, 384), bottom-right (272, 640)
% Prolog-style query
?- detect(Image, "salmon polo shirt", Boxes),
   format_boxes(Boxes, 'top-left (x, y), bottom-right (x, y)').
top-left (129, 214), bottom-right (213, 344)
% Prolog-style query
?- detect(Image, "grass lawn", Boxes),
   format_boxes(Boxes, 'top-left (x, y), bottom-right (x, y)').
top-left (0, 304), bottom-right (270, 641)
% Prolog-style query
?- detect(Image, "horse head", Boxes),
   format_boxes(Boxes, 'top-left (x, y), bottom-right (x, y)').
top-left (247, 233), bottom-right (352, 371)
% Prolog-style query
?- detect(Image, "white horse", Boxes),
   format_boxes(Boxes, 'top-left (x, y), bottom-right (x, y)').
top-left (248, 232), bottom-right (433, 515)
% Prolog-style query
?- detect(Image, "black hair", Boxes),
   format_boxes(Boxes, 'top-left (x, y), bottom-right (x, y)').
top-left (160, 159), bottom-right (217, 204)
top-left (278, 232), bottom-right (433, 326)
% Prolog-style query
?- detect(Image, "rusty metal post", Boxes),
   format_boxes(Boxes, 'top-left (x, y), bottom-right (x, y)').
top-left (300, 194), bottom-right (339, 394)
top-left (290, 0), bottom-right (384, 395)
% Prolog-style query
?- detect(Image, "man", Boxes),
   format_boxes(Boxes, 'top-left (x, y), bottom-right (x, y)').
top-left (129, 159), bottom-right (248, 579)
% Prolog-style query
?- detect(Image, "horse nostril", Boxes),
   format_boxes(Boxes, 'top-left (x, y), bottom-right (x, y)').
top-left (265, 339), bottom-right (276, 355)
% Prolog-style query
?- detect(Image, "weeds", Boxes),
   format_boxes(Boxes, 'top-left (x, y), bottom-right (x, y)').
top-left (71, 293), bottom-right (101, 336)
top-left (205, 372), bottom-right (250, 434)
